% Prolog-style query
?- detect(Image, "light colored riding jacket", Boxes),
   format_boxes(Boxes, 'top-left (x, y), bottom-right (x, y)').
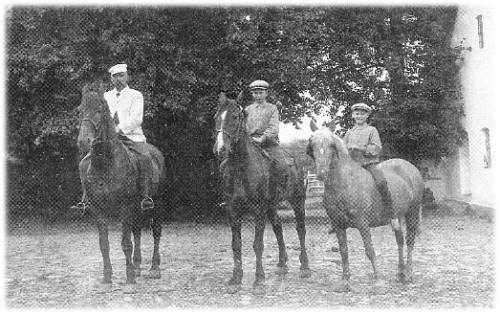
top-left (104, 86), bottom-right (146, 143)
top-left (343, 124), bottom-right (382, 166)
top-left (245, 102), bottom-right (279, 145)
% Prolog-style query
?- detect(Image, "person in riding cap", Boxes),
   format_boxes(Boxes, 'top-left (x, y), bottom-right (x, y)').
top-left (343, 102), bottom-right (398, 229)
top-left (245, 80), bottom-right (289, 200)
top-left (72, 63), bottom-right (154, 211)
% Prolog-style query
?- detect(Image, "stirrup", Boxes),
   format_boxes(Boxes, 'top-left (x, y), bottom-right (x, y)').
top-left (71, 202), bottom-right (88, 216)
top-left (141, 197), bottom-right (154, 211)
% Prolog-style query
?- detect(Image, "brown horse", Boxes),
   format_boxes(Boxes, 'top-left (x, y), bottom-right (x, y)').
top-left (214, 92), bottom-right (311, 290)
top-left (306, 122), bottom-right (424, 291)
top-left (77, 89), bottom-right (166, 284)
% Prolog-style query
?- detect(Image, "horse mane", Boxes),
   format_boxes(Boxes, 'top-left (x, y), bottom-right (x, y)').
top-left (84, 90), bottom-right (116, 169)
top-left (87, 92), bottom-right (115, 141)
top-left (329, 131), bottom-right (350, 162)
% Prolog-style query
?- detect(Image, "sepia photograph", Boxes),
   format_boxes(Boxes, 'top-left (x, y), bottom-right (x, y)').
top-left (2, 0), bottom-right (497, 310)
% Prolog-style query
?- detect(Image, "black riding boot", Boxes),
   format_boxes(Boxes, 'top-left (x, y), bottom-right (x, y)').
top-left (365, 164), bottom-right (398, 229)
top-left (70, 154), bottom-right (90, 215)
top-left (70, 190), bottom-right (88, 215)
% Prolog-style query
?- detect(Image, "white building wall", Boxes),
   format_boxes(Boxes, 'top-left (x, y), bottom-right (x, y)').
top-left (448, 6), bottom-right (496, 208)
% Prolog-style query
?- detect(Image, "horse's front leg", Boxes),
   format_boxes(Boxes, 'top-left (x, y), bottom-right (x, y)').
top-left (253, 206), bottom-right (266, 288)
top-left (96, 215), bottom-right (112, 284)
top-left (266, 202), bottom-right (288, 274)
top-left (357, 224), bottom-right (383, 286)
top-left (290, 194), bottom-right (311, 278)
top-left (334, 227), bottom-right (351, 292)
top-left (132, 225), bottom-right (142, 278)
top-left (121, 221), bottom-right (136, 284)
top-left (227, 200), bottom-right (243, 288)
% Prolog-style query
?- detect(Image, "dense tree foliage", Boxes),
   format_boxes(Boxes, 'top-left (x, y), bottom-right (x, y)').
top-left (6, 6), bottom-right (467, 218)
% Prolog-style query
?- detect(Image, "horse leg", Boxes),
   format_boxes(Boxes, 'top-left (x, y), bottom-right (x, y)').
top-left (266, 203), bottom-right (288, 274)
top-left (404, 205), bottom-right (420, 283)
top-left (147, 217), bottom-right (162, 279)
top-left (132, 225), bottom-right (142, 277)
top-left (334, 227), bottom-right (351, 292)
top-left (96, 216), bottom-right (112, 284)
top-left (228, 223), bottom-right (243, 287)
top-left (121, 221), bottom-right (136, 284)
top-left (253, 208), bottom-right (266, 288)
top-left (357, 224), bottom-right (382, 284)
top-left (227, 199), bottom-right (243, 287)
top-left (394, 228), bottom-right (405, 282)
top-left (290, 196), bottom-right (311, 278)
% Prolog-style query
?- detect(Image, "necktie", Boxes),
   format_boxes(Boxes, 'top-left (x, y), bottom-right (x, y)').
top-left (113, 111), bottom-right (120, 125)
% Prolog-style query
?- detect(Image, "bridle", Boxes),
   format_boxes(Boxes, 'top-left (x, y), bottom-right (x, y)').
top-left (81, 117), bottom-right (99, 134)
top-left (215, 105), bottom-right (245, 153)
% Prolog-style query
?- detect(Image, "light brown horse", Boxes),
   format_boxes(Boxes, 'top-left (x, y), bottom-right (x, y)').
top-left (307, 122), bottom-right (424, 291)
top-left (77, 89), bottom-right (166, 284)
top-left (214, 92), bottom-right (311, 290)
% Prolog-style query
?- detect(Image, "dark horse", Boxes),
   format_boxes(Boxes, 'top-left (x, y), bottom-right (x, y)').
top-left (307, 122), bottom-right (424, 291)
top-left (214, 92), bottom-right (311, 289)
top-left (77, 88), bottom-right (166, 284)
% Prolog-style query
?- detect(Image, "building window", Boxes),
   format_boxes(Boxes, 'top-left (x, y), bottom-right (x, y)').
top-left (481, 128), bottom-right (491, 168)
top-left (476, 14), bottom-right (484, 48)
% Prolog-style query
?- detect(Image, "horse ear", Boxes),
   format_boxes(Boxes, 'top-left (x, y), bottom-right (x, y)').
top-left (306, 138), bottom-right (314, 159)
top-left (236, 91), bottom-right (244, 103)
top-left (310, 119), bottom-right (319, 132)
top-left (326, 121), bottom-right (336, 132)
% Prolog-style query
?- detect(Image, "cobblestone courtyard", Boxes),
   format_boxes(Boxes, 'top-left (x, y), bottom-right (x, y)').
top-left (6, 207), bottom-right (495, 309)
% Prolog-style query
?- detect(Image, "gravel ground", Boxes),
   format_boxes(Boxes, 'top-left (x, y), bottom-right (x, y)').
top-left (6, 204), bottom-right (495, 309)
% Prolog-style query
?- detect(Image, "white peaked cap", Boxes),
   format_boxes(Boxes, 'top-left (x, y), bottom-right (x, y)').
top-left (108, 64), bottom-right (128, 75)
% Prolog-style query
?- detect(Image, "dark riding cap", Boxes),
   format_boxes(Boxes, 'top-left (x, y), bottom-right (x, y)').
top-left (249, 80), bottom-right (269, 91)
top-left (351, 102), bottom-right (372, 113)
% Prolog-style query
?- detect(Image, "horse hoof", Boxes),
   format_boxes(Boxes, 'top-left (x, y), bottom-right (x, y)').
top-left (332, 280), bottom-right (351, 293)
top-left (134, 268), bottom-right (141, 277)
top-left (252, 277), bottom-right (265, 289)
top-left (299, 268), bottom-right (312, 278)
top-left (401, 270), bottom-right (413, 284)
top-left (101, 275), bottom-right (112, 284)
top-left (227, 277), bottom-right (242, 286)
top-left (226, 283), bottom-right (242, 294)
top-left (145, 269), bottom-right (161, 279)
top-left (397, 271), bottom-right (406, 283)
top-left (252, 282), bottom-right (266, 295)
top-left (275, 265), bottom-right (288, 275)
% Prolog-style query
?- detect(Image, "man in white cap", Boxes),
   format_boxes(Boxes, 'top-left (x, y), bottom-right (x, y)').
top-left (342, 102), bottom-right (398, 230)
top-left (104, 63), bottom-right (154, 209)
top-left (245, 79), bottom-right (289, 200)
top-left (72, 63), bottom-right (155, 211)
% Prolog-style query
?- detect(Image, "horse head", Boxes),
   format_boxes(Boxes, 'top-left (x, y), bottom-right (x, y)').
top-left (77, 87), bottom-right (116, 164)
top-left (214, 91), bottom-right (245, 157)
top-left (307, 120), bottom-right (349, 180)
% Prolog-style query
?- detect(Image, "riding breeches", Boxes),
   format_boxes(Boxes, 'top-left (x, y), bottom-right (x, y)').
top-left (364, 163), bottom-right (395, 216)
